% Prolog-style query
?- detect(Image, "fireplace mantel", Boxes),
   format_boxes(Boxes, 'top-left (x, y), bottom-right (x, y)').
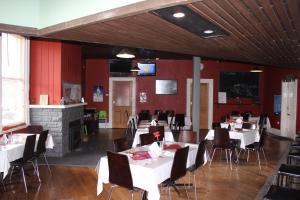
top-left (29, 102), bottom-right (87, 109)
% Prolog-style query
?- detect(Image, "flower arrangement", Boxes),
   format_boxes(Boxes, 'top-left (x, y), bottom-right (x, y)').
top-left (152, 131), bottom-right (160, 141)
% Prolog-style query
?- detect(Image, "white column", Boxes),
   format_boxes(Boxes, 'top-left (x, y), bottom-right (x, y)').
top-left (192, 57), bottom-right (201, 142)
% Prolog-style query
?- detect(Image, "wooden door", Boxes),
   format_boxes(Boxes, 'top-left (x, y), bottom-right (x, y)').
top-left (112, 81), bottom-right (132, 128)
top-left (189, 82), bottom-right (209, 129)
top-left (200, 83), bottom-right (209, 129)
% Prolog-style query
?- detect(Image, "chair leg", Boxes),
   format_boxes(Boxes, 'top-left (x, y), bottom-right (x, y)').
top-left (168, 185), bottom-right (171, 200)
top-left (209, 149), bottom-right (216, 166)
top-left (257, 150), bottom-right (261, 170)
top-left (229, 149), bottom-right (232, 170)
top-left (184, 183), bottom-right (189, 200)
top-left (194, 173), bottom-right (198, 200)
top-left (33, 160), bottom-right (41, 183)
top-left (43, 153), bottom-right (52, 175)
top-left (108, 185), bottom-right (116, 200)
top-left (9, 166), bottom-right (15, 183)
top-left (247, 149), bottom-right (250, 162)
top-left (21, 167), bottom-right (28, 193)
top-left (225, 149), bottom-right (228, 163)
top-left (261, 148), bottom-right (267, 163)
top-left (131, 191), bottom-right (134, 200)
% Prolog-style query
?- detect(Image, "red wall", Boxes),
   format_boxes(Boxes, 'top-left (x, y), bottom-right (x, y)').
top-left (61, 43), bottom-right (82, 83)
top-left (84, 59), bottom-right (109, 112)
top-left (136, 59), bottom-right (193, 114)
top-left (263, 67), bottom-right (300, 132)
top-left (30, 40), bottom-right (62, 104)
top-left (30, 39), bottom-right (82, 105)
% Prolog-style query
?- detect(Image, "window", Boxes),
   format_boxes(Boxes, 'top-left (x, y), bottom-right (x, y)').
top-left (1, 33), bottom-right (29, 132)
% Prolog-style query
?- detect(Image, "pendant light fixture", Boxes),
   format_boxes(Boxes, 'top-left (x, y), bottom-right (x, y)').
top-left (250, 66), bottom-right (263, 73)
top-left (116, 48), bottom-right (135, 59)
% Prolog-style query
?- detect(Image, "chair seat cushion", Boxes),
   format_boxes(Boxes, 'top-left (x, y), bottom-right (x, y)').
top-left (264, 185), bottom-right (300, 199)
top-left (246, 142), bottom-right (259, 149)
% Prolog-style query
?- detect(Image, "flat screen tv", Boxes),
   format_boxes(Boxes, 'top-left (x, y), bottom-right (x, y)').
top-left (155, 80), bottom-right (177, 95)
top-left (109, 59), bottom-right (132, 73)
top-left (219, 72), bottom-right (259, 99)
top-left (137, 62), bottom-right (156, 76)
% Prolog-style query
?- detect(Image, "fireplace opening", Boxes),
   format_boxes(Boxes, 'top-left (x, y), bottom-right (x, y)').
top-left (69, 119), bottom-right (82, 151)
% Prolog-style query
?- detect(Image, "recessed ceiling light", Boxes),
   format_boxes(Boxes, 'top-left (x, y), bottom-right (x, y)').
top-left (203, 29), bottom-right (214, 34)
top-left (173, 12), bottom-right (185, 18)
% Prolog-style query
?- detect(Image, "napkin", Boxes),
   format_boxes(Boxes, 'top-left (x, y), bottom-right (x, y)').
top-left (148, 142), bottom-right (161, 159)
top-left (131, 151), bottom-right (151, 160)
top-left (163, 143), bottom-right (182, 150)
top-left (150, 119), bottom-right (157, 126)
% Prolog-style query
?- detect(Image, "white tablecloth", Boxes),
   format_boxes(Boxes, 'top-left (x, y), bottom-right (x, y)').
top-left (132, 121), bottom-right (174, 148)
top-left (0, 133), bottom-right (54, 178)
top-left (249, 117), bottom-right (271, 130)
top-left (205, 129), bottom-right (260, 149)
top-left (96, 142), bottom-right (199, 200)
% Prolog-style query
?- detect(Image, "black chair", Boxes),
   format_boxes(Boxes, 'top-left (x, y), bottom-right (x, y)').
top-left (242, 122), bottom-right (252, 129)
top-left (148, 126), bottom-right (164, 141)
top-left (287, 149), bottom-right (300, 165)
top-left (277, 164), bottom-right (300, 187)
top-left (259, 113), bottom-right (268, 129)
top-left (34, 130), bottom-right (51, 175)
top-left (113, 137), bottom-right (129, 152)
top-left (212, 122), bottom-right (221, 129)
top-left (139, 110), bottom-right (151, 121)
top-left (161, 146), bottom-right (190, 199)
top-left (140, 133), bottom-right (155, 146)
top-left (158, 112), bottom-right (168, 121)
top-left (125, 120), bottom-right (133, 138)
top-left (246, 128), bottom-right (267, 170)
top-left (10, 135), bottom-right (38, 192)
top-left (210, 128), bottom-right (233, 170)
top-left (0, 172), bottom-right (5, 192)
top-left (174, 114), bottom-right (185, 131)
top-left (188, 141), bottom-right (207, 200)
top-left (231, 111), bottom-right (240, 116)
top-left (107, 151), bottom-right (144, 200)
top-left (264, 185), bottom-right (300, 199)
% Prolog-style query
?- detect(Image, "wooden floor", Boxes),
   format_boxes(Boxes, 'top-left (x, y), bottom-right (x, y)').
top-left (0, 132), bottom-right (291, 200)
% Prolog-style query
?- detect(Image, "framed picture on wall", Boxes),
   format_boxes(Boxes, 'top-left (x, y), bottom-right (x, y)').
top-left (155, 80), bottom-right (177, 95)
top-left (63, 82), bottom-right (81, 104)
top-left (93, 85), bottom-right (103, 102)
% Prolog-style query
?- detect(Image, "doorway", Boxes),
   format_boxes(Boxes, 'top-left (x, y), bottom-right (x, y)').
top-left (186, 79), bottom-right (213, 129)
top-left (109, 77), bottom-right (136, 128)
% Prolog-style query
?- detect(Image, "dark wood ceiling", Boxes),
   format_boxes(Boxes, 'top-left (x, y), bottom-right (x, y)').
top-left (2, 0), bottom-right (300, 68)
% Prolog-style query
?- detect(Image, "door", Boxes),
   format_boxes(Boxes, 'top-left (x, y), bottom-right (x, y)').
top-left (189, 82), bottom-right (209, 129)
top-left (200, 83), bottom-right (209, 129)
top-left (280, 79), bottom-right (297, 139)
top-left (112, 81), bottom-right (132, 128)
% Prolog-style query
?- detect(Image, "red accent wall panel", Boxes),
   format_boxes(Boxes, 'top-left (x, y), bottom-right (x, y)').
top-left (61, 43), bottom-right (82, 84)
top-left (30, 40), bottom-right (62, 105)
top-left (136, 59), bottom-right (193, 114)
top-left (85, 59), bottom-right (109, 112)
top-left (263, 67), bottom-right (300, 132)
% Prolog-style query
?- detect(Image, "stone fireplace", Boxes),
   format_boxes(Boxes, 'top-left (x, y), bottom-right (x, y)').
top-left (29, 103), bottom-right (86, 157)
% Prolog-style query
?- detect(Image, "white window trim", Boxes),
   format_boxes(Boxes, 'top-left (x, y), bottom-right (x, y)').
top-left (0, 33), bottom-right (30, 134)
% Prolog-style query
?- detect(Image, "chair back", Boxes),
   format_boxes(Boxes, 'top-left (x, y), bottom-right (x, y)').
top-left (194, 140), bottom-right (207, 169)
top-left (170, 146), bottom-right (189, 182)
top-left (175, 114), bottom-right (185, 127)
top-left (259, 128), bottom-right (267, 148)
top-left (149, 126), bottom-right (164, 141)
top-left (140, 133), bottom-right (155, 146)
top-left (158, 112), bottom-right (168, 121)
top-left (107, 151), bottom-right (133, 190)
top-left (213, 128), bottom-right (231, 149)
top-left (212, 122), bottom-right (221, 129)
top-left (113, 137), bottom-right (129, 152)
top-left (36, 130), bottom-right (49, 155)
top-left (259, 113), bottom-right (267, 127)
top-left (23, 135), bottom-right (37, 162)
top-left (242, 123), bottom-right (251, 129)
top-left (28, 125), bottom-right (43, 134)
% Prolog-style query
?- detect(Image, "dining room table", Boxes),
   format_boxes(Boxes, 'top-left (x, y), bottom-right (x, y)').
top-left (205, 128), bottom-right (260, 149)
top-left (0, 133), bottom-right (54, 179)
top-left (96, 141), bottom-right (205, 200)
top-left (131, 120), bottom-right (175, 148)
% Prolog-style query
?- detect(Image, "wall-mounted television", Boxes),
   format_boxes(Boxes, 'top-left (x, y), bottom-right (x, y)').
top-left (155, 80), bottom-right (177, 95)
top-left (219, 72), bottom-right (259, 99)
top-left (137, 62), bottom-right (156, 76)
top-left (109, 59), bottom-right (132, 74)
